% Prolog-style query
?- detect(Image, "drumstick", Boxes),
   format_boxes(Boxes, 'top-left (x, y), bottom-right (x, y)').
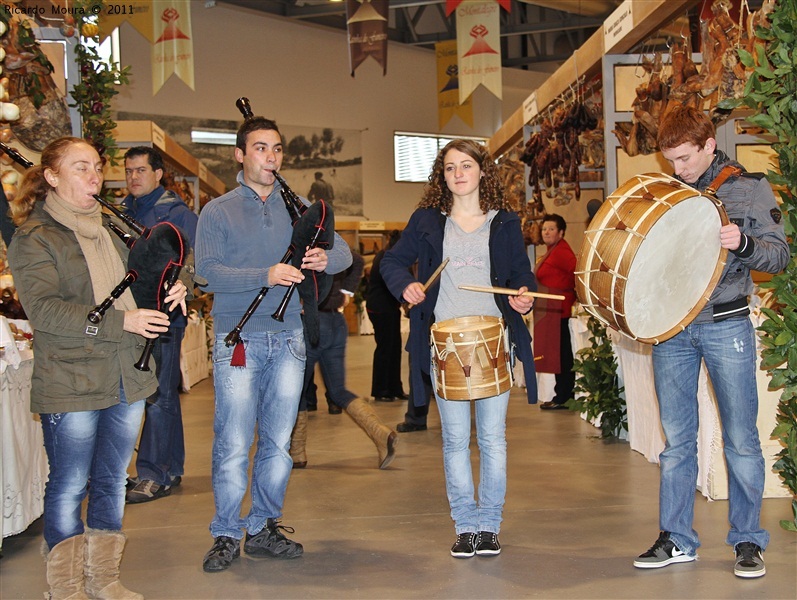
top-left (458, 285), bottom-right (566, 301)
top-left (406, 258), bottom-right (450, 309)
top-left (422, 257), bottom-right (450, 292)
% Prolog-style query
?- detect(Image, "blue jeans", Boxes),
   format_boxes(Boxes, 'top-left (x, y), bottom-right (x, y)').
top-left (135, 325), bottom-right (185, 486)
top-left (434, 388), bottom-right (509, 534)
top-left (300, 311), bottom-right (356, 411)
top-left (652, 318), bottom-right (769, 554)
top-left (209, 329), bottom-right (305, 539)
top-left (40, 386), bottom-right (144, 549)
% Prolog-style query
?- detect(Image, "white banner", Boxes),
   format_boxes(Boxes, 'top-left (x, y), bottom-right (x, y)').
top-left (456, 1), bottom-right (502, 104)
top-left (152, 0), bottom-right (195, 95)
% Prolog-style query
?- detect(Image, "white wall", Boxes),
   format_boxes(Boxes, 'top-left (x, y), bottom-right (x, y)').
top-left (111, 3), bottom-right (548, 223)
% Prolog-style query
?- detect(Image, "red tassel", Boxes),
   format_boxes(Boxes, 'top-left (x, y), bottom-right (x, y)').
top-left (230, 341), bottom-right (246, 367)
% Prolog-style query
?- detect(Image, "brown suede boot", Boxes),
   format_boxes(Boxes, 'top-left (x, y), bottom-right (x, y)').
top-left (290, 410), bottom-right (308, 469)
top-left (83, 529), bottom-right (143, 600)
top-left (345, 397), bottom-right (398, 469)
top-left (43, 534), bottom-right (89, 600)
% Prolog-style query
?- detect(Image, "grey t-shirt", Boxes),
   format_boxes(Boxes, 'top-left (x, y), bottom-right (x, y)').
top-left (435, 210), bottom-right (501, 323)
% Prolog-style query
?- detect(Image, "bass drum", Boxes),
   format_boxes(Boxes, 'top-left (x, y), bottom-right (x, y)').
top-left (575, 173), bottom-right (729, 344)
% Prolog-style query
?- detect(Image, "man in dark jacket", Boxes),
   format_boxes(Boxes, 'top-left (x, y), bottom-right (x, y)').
top-left (122, 146), bottom-right (198, 504)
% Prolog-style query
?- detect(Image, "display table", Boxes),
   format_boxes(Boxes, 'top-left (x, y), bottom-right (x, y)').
top-left (179, 314), bottom-right (210, 391)
top-left (1, 318), bottom-right (48, 549)
top-left (542, 314), bottom-right (789, 500)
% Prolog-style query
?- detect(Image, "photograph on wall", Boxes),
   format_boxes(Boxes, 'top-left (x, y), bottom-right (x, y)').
top-left (115, 112), bottom-right (363, 216)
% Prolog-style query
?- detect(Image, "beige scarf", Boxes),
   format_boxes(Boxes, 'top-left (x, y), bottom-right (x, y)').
top-left (44, 191), bottom-right (137, 311)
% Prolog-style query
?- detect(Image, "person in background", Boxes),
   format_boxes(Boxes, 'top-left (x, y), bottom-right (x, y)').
top-left (291, 249), bottom-right (398, 470)
top-left (122, 146), bottom-right (198, 504)
top-left (195, 116), bottom-right (351, 573)
top-left (308, 171), bottom-right (334, 204)
top-left (633, 105), bottom-right (788, 578)
top-left (8, 136), bottom-right (187, 599)
top-left (534, 213), bottom-right (577, 411)
top-left (366, 229), bottom-right (408, 403)
top-left (380, 139), bottom-right (537, 558)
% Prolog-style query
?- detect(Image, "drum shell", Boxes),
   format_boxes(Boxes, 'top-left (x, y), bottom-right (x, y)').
top-left (575, 173), bottom-right (728, 344)
top-left (430, 315), bottom-right (512, 400)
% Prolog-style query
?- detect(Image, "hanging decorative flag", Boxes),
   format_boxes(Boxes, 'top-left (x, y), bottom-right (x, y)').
top-left (436, 40), bottom-right (473, 130)
top-left (446, 0), bottom-right (511, 16)
top-left (346, 0), bottom-right (389, 77)
top-left (152, 1), bottom-right (195, 94)
top-left (98, 3), bottom-right (155, 43)
top-left (456, 1), bottom-right (502, 104)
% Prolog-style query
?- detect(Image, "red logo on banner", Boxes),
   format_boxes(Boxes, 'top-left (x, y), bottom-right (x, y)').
top-left (463, 24), bottom-right (498, 56)
top-left (156, 8), bottom-right (190, 42)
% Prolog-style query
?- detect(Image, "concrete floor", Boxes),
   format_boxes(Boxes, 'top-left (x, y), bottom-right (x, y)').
top-left (1, 334), bottom-right (796, 600)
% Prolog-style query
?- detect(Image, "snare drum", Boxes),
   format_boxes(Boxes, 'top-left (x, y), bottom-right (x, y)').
top-left (430, 315), bottom-right (512, 400)
top-left (575, 173), bottom-right (729, 344)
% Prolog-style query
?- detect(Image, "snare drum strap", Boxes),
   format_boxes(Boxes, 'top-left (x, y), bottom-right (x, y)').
top-left (704, 166), bottom-right (742, 197)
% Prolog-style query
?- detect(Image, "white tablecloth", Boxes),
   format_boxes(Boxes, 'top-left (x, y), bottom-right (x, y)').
top-left (1, 327), bottom-right (48, 546)
top-left (179, 315), bottom-right (210, 391)
top-left (541, 314), bottom-right (788, 500)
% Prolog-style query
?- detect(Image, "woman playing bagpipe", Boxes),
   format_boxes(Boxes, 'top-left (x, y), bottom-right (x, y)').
top-left (7, 137), bottom-right (187, 599)
top-left (194, 113), bottom-right (351, 573)
top-left (380, 139), bottom-right (537, 559)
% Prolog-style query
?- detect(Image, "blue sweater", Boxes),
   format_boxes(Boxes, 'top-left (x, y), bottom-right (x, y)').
top-left (380, 208), bottom-right (538, 404)
top-left (195, 172), bottom-right (352, 335)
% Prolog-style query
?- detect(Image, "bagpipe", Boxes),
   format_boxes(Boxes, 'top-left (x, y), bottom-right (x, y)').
top-left (223, 98), bottom-right (334, 366)
top-left (87, 194), bottom-right (187, 371)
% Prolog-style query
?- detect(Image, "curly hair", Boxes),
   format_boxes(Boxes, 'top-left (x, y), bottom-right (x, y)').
top-left (9, 137), bottom-right (89, 226)
top-left (418, 139), bottom-right (508, 215)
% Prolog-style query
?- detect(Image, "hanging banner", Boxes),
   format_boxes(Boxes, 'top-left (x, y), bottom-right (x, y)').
top-left (446, 0), bottom-right (511, 16)
top-left (456, 1), bottom-right (502, 104)
top-left (98, 1), bottom-right (155, 43)
top-left (436, 40), bottom-right (473, 129)
top-left (346, 0), bottom-right (389, 77)
top-left (152, 0), bottom-right (195, 94)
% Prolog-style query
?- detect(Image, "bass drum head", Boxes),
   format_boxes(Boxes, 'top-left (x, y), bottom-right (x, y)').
top-left (624, 196), bottom-right (724, 341)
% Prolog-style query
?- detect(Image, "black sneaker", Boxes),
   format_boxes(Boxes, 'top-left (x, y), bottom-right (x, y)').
top-left (633, 531), bottom-right (696, 569)
top-left (450, 532), bottom-right (477, 558)
top-left (475, 531), bottom-right (501, 556)
top-left (243, 518), bottom-right (303, 559)
top-left (202, 536), bottom-right (240, 572)
top-left (125, 479), bottom-right (171, 504)
top-left (734, 542), bottom-right (766, 578)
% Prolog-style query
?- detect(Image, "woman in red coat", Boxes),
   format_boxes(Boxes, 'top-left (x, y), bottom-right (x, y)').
top-left (534, 214), bottom-right (577, 409)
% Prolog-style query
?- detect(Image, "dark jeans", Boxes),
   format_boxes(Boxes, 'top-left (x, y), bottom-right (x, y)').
top-left (367, 309), bottom-right (405, 397)
top-left (404, 356), bottom-right (433, 426)
top-left (299, 311), bottom-right (356, 411)
top-left (552, 318), bottom-right (575, 405)
top-left (134, 325), bottom-right (185, 486)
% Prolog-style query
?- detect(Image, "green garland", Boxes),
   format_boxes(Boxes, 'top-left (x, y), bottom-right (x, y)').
top-left (66, 0), bottom-right (130, 165)
top-left (718, 0), bottom-right (797, 532)
top-left (569, 316), bottom-right (627, 439)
